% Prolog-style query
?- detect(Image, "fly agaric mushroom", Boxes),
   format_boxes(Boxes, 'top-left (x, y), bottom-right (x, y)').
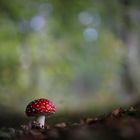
top-left (26, 98), bottom-right (55, 129)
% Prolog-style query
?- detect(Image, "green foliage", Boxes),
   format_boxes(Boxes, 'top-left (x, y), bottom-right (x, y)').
top-left (0, 0), bottom-right (139, 113)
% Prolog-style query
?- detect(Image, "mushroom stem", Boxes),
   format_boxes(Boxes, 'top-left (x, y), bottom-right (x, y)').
top-left (36, 115), bottom-right (45, 128)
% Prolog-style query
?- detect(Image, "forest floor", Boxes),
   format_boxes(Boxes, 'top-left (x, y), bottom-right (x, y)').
top-left (1, 106), bottom-right (140, 140)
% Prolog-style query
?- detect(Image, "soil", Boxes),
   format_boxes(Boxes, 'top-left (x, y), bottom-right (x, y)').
top-left (1, 106), bottom-right (140, 140)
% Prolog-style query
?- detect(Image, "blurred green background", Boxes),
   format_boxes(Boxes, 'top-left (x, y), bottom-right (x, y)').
top-left (0, 0), bottom-right (140, 126)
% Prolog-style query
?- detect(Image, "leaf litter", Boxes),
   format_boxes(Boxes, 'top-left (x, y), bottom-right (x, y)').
top-left (0, 106), bottom-right (140, 140)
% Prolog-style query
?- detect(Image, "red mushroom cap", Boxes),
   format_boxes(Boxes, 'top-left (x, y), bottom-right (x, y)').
top-left (26, 98), bottom-right (55, 116)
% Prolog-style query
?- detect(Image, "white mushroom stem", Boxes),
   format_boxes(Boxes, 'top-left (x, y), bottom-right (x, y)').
top-left (36, 115), bottom-right (45, 128)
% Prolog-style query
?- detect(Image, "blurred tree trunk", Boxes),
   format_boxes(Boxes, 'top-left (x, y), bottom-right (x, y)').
top-left (119, 0), bottom-right (140, 96)
top-left (18, 34), bottom-right (40, 91)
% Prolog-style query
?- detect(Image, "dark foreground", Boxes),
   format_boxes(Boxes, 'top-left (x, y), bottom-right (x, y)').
top-left (1, 107), bottom-right (140, 140)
